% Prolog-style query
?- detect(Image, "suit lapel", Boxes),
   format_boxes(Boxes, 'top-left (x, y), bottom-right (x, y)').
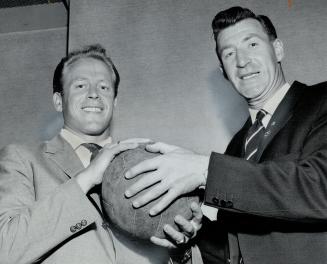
top-left (44, 135), bottom-right (84, 178)
top-left (257, 81), bottom-right (306, 160)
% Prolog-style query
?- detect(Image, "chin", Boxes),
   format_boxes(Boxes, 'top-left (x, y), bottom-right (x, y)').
top-left (82, 125), bottom-right (108, 136)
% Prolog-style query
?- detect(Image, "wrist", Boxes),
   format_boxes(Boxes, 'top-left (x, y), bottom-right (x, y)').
top-left (199, 155), bottom-right (209, 187)
top-left (76, 172), bottom-right (94, 194)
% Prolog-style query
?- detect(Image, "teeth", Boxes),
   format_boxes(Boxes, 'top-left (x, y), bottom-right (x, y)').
top-left (83, 107), bottom-right (101, 112)
top-left (241, 72), bottom-right (259, 80)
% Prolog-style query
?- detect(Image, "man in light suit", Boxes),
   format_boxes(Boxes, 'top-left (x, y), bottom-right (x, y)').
top-left (0, 44), bottom-right (172, 264)
top-left (0, 44), bottom-right (141, 264)
top-left (123, 6), bottom-right (327, 264)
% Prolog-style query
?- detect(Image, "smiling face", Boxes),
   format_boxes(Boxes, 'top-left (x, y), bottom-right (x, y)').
top-left (217, 18), bottom-right (286, 109)
top-left (53, 57), bottom-right (116, 140)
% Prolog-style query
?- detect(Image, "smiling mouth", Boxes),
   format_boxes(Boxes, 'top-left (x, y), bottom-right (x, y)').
top-left (82, 107), bottom-right (103, 113)
top-left (240, 72), bottom-right (260, 80)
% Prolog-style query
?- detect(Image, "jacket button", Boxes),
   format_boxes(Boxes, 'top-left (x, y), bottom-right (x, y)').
top-left (220, 200), bottom-right (226, 207)
top-left (76, 223), bottom-right (82, 230)
top-left (212, 197), bottom-right (219, 205)
top-left (225, 201), bottom-right (233, 208)
top-left (70, 226), bottom-right (77, 233)
top-left (102, 221), bottom-right (110, 230)
top-left (81, 219), bottom-right (87, 226)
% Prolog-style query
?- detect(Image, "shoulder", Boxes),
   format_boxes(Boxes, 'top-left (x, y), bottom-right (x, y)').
top-left (297, 81), bottom-right (327, 97)
top-left (0, 140), bottom-right (49, 163)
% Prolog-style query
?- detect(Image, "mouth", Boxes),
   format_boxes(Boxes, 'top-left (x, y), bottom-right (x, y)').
top-left (81, 106), bottom-right (103, 113)
top-left (240, 72), bottom-right (260, 80)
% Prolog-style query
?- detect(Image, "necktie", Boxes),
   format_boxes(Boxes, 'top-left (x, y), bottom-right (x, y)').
top-left (81, 143), bottom-right (102, 161)
top-left (80, 143), bottom-right (104, 215)
top-left (244, 110), bottom-right (267, 161)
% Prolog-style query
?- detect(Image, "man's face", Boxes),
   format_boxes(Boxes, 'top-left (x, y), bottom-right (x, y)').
top-left (217, 18), bottom-right (285, 109)
top-left (53, 57), bottom-right (116, 138)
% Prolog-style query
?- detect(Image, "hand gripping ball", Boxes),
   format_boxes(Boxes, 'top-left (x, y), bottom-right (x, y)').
top-left (101, 144), bottom-right (200, 240)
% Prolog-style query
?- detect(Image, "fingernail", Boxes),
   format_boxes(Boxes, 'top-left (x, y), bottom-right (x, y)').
top-left (132, 201), bottom-right (139, 208)
top-left (124, 191), bottom-right (130, 197)
top-left (125, 172), bottom-right (130, 179)
top-left (149, 209), bottom-right (157, 216)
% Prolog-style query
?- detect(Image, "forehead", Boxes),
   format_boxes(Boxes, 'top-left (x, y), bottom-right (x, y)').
top-left (63, 57), bottom-right (113, 80)
top-left (217, 18), bottom-right (269, 51)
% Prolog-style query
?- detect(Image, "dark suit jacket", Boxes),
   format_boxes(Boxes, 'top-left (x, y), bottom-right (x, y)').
top-left (0, 135), bottom-right (116, 264)
top-left (200, 81), bottom-right (327, 264)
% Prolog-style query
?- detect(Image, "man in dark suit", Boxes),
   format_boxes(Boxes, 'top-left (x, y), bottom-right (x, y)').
top-left (124, 6), bottom-right (327, 264)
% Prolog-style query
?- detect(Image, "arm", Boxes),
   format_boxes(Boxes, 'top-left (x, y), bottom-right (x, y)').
top-left (0, 144), bottom-right (98, 264)
top-left (205, 125), bottom-right (327, 221)
top-left (0, 142), bottom-right (139, 264)
top-left (125, 113), bottom-right (327, 222)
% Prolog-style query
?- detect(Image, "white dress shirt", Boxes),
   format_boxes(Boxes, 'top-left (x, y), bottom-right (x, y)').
top-left (249, 83), bottom-right (291, 127)
top-left (60, 128), bottom-right (112, 167)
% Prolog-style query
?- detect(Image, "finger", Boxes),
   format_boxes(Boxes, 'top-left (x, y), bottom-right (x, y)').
top-left (149, 188), bottom-right (179, 216)
top-left (119, 138), bottom-right (153, 144)
top-left (150, 236), bottom-right (176, 249)
top-left (125, 171), bottom-right (161, 200)
top-left (146, 142), bottom-right (180, 154)
top-left (103, 142), bottom-right (139, 158)
top-left (90, 142), bottom-right (138, 172)
top-left (174, 215), bottom-right (194, 237)
top-left (131, 176), bottom-right (167, 208)
top-left (163, 224), bottom-right (187, 245)
top-left (190, 202), bottom-right (203, 225)
top-left (125, 157), bottom-right (159, 179)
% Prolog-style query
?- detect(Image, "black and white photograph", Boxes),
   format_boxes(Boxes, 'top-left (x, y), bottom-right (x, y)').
top-left (0, 0), bottom-right (327, 263)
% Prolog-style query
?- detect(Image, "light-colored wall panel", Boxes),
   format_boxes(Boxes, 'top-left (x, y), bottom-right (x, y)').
top-left (0, 28), bottom-right (66, 147)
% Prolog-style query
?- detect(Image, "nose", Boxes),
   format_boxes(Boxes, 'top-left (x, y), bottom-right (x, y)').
top-left (236, 50), bottom-right (250, 68)
top-left (87, 85), bottom-right (99, 99)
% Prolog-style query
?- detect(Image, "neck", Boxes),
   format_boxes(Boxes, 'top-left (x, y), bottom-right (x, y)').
top-left (248, 67), bottom-right (286, 110)
top-left (64, 126), bottom-right (111, 143)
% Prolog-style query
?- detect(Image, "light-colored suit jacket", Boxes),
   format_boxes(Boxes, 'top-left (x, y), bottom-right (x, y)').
top-left (0, 135), bottom-right (116, 264)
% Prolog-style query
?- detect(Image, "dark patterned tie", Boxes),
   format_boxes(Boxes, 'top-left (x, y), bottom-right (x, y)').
top-left (81, 143), bottom-right (102, 161)
top-left (244, 109), bottom-right (267, 161)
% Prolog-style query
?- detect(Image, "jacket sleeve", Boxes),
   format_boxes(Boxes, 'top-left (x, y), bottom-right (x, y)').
top-left (0, 144), bottom-right (99, 264)
top-left (204, 100), bottom-right (327, 222)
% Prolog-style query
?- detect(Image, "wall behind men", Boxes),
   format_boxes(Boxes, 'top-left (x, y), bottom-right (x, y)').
top-left (0, 3), bottom-right (66, 148)
top-left (69, 0), bottom-right (327, 155)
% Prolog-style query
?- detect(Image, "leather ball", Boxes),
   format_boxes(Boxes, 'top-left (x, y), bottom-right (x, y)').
top-left (101, 144), bottom-right (200, 240)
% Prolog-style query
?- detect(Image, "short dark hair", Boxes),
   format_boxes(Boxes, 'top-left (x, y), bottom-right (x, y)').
top-left (53, 44), bottom-right (120, 97)
top-left (212, 6), bottom-right (277, 72)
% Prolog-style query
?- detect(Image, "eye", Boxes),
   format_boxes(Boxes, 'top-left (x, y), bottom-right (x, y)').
top-left (100, 85), bottom-right (109, 90)
top-left (73, 80), bottom-right (88, 89)
top-left (223, 51), bottom-right (234, 60)
top-left (77, 84), bottom-right (86, 89)
top-left (249, 42), bottom-right (258, 48)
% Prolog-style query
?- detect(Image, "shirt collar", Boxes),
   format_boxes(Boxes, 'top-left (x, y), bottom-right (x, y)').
top-left (249, 83), bottom-right (291, 123)
top-left (60, 128), bottom-right (112, 150)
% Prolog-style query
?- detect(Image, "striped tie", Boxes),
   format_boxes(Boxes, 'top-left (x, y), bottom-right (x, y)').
top-left (244, 110), bottom-right (267, 161)
top-left (81, 143), bottom-right (102, 161)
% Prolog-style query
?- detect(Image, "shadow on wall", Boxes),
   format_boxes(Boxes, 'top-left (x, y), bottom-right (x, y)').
top-left (208, 66), bottom-right (248, 141)
top-left (40, 112), bottom-right (64, 141)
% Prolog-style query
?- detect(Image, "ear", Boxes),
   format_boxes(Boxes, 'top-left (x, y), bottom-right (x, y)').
top-left (273, 39), bottom-right (284, 62)
top-left (219, 64), bottom-right (224, 74)
top-left (53, 92), bottom-right (63, 112)
top-left (113, 97), bottom-right (118, 107)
